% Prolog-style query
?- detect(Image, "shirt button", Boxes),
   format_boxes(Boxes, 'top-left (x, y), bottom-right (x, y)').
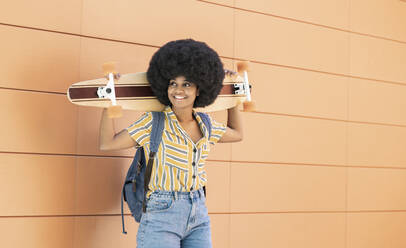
top-left (192, 175), bottom-right (196, 179)
top-left (193, 148), bottom-right (197, 153)
top-left (192, 162), bottom-right (196, 166)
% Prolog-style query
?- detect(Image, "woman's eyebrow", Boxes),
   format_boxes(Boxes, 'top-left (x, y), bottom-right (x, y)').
top-left (174, 80), bottom-right (190, 84)
top-left (169, 78), bottom-right (192, 84)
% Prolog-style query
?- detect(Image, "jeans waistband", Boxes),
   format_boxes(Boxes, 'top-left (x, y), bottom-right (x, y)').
top-left (150, 188), bottom-right (205, 200)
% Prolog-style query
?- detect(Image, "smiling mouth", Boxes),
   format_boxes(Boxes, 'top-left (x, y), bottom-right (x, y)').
top-left (173, 95), bottom-right (186, 100)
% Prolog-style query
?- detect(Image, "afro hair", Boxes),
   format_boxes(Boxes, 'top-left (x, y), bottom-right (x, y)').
top-left (147, 39), bottom-right (225, 108)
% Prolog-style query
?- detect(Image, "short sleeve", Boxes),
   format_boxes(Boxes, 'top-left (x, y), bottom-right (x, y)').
top-left (126, 112), bottom-right (153, 147)
top-left (208, 115), bottom-right (226, 145)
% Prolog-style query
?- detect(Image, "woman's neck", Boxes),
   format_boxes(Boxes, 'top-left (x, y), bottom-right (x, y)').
top-left (172, 106), bottom-right (194, 123)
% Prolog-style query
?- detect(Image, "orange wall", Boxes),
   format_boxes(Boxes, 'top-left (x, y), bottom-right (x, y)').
top-left (1, 0), bottom-right (406, 247)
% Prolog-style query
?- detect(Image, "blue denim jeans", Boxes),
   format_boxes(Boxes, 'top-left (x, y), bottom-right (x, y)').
top-left (136, 189), bottom-right (212, 248)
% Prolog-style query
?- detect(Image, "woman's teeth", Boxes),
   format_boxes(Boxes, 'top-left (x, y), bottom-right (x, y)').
top-left (174, 96), bottom-right (185, 99)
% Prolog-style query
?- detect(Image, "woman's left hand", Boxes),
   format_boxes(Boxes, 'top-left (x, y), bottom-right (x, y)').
top-left (224, 69), bottom-right (237, 77)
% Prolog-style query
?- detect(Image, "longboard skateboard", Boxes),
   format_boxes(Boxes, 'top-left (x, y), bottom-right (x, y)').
top-left (67, 62), bottom-right (254, 117)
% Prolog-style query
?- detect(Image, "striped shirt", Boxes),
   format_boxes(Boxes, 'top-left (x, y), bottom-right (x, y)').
top-left (126, 106), bottom-right (226, 197)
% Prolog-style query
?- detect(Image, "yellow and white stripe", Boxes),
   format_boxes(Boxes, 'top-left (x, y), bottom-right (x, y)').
top-left (126, 106), bottom-right (226, 197)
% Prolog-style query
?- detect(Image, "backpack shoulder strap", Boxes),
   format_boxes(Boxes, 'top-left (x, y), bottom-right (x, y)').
top-left (150, 111), bottom-right (165, 153)
top-left (143, 111), bottom-right (165, 212)
top-left (197, 112), bottom-right (212, 138)
top-left (196, 112), bottom-right (212, 198)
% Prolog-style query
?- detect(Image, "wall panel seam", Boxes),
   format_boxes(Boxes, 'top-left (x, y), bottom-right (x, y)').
top-left (0, 86), bottom-right (65, 95)
top-left (2, 209), bottom-right (406, 218)
top-left (196, 0), bottom-right (406, 45)
top-left (1, 22), bottom-right (405, 87)
top-left (4, 86), bottom-right (406, 128)
top-left (346, 1), bottom-right (351, 245)
top-left (224, 58), bottom-right (406, 87)
top-left (225, 160), bottom-right (406, 170)
top-left (0, 22), bottom-right (159, 48)
top-left (2, 151), bottom-right (406, 170)
top-left (248, 111), bottom-right (406, 128)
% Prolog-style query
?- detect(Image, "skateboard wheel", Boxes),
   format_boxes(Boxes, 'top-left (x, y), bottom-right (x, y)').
top-left (243, 101), bottom-right (256, 112)
top-left (107, 105), bottom-right (123, 118)
top-left (102, 62), bottom-right (118, 76)
top-left (236, 61), bottom-right (250, 73)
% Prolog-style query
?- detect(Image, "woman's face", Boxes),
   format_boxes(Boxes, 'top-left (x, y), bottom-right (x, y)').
top-left (167, 76), bottom-right (198, 110)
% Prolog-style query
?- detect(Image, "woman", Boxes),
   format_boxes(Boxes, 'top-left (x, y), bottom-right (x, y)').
top-left (99, 39), bottom-right (243, 248)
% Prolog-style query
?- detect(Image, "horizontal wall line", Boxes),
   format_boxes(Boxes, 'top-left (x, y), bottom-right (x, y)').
top-left (2, 87), bottom-right (406, 129)
top-left (218, 159), bottom-right (406, 170)
top-left (0, 214), bottom-right (121, 219)
top-left (2, 210), bottom-right (406, 218)
top-left (226, 57), bottom-right (406, 87)
top-left (1, 151), bottom-right (406, 170)
top-left (0, 86), bottom-right (65, 95)
top-left (0, 22), bottom-right (160, 49)
top-left (217, 210), bottom-right (406, 215)
top-left (197, 0), bottom-right (406, 45)
top-left (250, 110), bottom-right (406, 128)
top-left (0, 150), bottom-right (133, 159)
top-left (1, 22), bottom-right (405, 88)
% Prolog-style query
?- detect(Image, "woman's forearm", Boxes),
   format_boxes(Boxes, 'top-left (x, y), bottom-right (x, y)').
top-left (99, 108), bottom-right (116, 150)
top-left (226, 105), bottom-right (243, 140)
top-left (99, 109), bottom-right (137, 150)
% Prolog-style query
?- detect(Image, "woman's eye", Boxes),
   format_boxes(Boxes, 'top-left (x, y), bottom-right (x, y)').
top-left (184, 82), bottom-right (191, 87)
top-left (169, 81), bottom-right (176, 87)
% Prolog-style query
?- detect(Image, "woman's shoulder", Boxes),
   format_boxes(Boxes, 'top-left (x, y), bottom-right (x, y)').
top-left (128, 112), bottom-right (153, 130)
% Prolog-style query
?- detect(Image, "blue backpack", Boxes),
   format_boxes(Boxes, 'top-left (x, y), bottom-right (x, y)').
top-left (121, 111), bottom-right (212, 234)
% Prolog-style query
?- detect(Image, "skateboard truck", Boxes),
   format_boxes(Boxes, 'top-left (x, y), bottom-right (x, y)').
top-left (101, 62), bottom-right (122, 118)
top-left (97, 84), bottom-right (115, 100)
top-left (233, 83), bottom-right (252, 95)
top-left (236, 61), bottom-right (255, 112)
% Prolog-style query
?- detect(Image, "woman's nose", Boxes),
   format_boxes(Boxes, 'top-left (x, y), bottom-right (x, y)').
top-left (174, 85), bottom-right (184, 92)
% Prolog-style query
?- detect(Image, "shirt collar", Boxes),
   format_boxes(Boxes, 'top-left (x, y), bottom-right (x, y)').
top-left (163, 106), bottom-right (177, 122)
top-left (163, 106), bottom-right (209, 139)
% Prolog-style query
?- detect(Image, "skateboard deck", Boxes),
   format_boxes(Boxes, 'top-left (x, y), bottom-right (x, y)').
top-left (67, 62), bottom-right (254, 116)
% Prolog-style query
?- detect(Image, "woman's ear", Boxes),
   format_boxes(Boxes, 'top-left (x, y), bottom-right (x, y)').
top-left (196, 88), bottom-right (200, 96)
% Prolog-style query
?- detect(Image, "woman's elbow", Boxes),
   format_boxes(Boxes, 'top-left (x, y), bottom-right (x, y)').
top-left (99, 144), bottom-right (108, 151)
top-left (236, 132), bottom-right (243, 142)
top-left (229, 131), bottom-right (243, 143)
top-left (99, 141), bottom-right (113, 151)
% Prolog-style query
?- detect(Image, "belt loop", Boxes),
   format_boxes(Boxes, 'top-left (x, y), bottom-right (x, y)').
top-left (173, 191), bottom-right (178, 201)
